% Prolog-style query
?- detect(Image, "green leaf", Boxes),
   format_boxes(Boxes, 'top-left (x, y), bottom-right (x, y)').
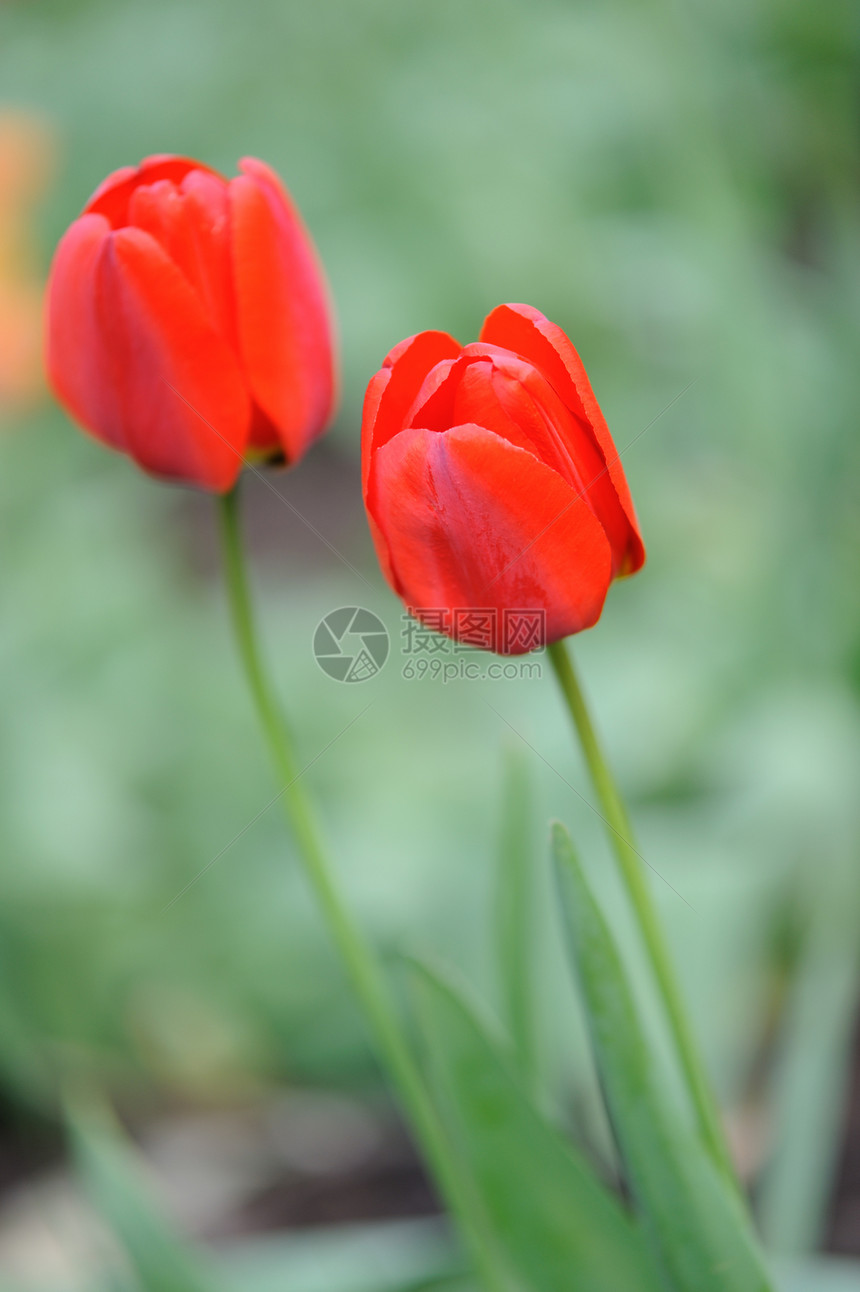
top-left (66, 1093), bottom-right (225, 1292)
top-left (219, 1217), bottom-right (464, 1292)
top-left (409, 957), bottom-right (665, 1292)
top-left (552, 823), bottom-right (773, 1292)
top-left (494, 746), bottom-right (537, 1092)
top-left (759, 856), bottom-right (860, 1255)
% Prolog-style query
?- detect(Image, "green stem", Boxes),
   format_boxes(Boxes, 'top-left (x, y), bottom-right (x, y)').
top-left (547, 639), bottom-right (736, 1186)
top-left (218, 485), bottom-right (508, 1292)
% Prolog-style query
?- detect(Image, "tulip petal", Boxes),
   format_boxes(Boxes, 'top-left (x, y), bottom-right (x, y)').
top-left (49, 219), bottom-right (251, 491)
top-left (369, 423), bottom-right (613, 649)
top-left (48, 213), bottom-right (123, 448)
top-left (361, 330), bottom-right (461, 584)
top-left (86, 155), bottom-right (221, 228)
top-left (128, 171), bottom-right (236, 349)
top-left (230, 157), bottom-right (335, 461)
top-left (404, 347), bottom-right (632, 575)
top-left (362, 329), bottom-right (461, 480)
top-left (480, 304), bottom-right (644, 573)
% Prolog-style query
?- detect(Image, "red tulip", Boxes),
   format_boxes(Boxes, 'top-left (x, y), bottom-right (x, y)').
top-left (362, 304), bottom-right (644, 654)
top-left (47, 155), bottom-right (336, 491)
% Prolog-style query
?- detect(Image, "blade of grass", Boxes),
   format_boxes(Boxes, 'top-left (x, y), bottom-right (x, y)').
top-left (759, 856), bottom-right (860, 1254)
top-left (218, 1217), bottom-right (464, 1292)
top-left (66, 1093), bottom-right (224, 1292)
top-left (552, 823), bottom-right (773, 1292)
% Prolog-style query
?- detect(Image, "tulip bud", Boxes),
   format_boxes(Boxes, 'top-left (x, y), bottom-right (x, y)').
top-left (362, 303), bottom-right (644, 654)
top-left (47, 155), bottom-right (336, 491)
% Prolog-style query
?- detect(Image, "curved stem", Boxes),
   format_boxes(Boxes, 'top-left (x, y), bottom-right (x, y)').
top-left (218, 485), bottom-right (508, 1292)
top-left (547, 639), bottom-right (736, 1186)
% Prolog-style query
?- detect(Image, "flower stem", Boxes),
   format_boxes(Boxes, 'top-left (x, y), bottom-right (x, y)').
top-left (547, 639), bottom-right (736, 1185)
top-left (217, 484), bottom-right (508, 1292)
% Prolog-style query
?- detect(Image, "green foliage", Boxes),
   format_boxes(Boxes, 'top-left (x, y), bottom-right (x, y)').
top-left (67, 1094), bottom-right (224, 1292)
top-left (69, 1100), bottom-right (465, 1292)
top-left (759, 855), bottom-right (860, 1254)
top-left (410, 957), bottom-right (664, 1292)
top-left (553, 823), bottom-right (772, 1292)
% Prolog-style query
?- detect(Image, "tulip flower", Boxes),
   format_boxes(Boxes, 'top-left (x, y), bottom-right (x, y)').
top-left (47, 154), bottom-right (336, 491)
top-left (362, 303), bottom-right (644, 653)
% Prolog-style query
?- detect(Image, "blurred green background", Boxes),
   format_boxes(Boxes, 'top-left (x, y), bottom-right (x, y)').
top-left (0, 0), bottom-right (859, 1288)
